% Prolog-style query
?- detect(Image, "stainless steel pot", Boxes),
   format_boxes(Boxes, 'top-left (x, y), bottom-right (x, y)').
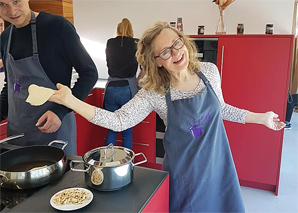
top-left (70, 144), bottom-right (147, 191)
top-left (0, 140), bottom-right (68, 189)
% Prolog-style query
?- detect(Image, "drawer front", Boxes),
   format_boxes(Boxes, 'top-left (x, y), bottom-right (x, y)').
top-left (133, 121), bottom-right (155, 142)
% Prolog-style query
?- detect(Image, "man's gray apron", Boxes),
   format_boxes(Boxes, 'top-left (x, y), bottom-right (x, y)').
top-left (5, 11), bottom-right (76, 155)
top-left (163, 71), bottom-right (245, 212)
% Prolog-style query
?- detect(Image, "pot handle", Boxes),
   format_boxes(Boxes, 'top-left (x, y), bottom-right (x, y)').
top-left (104, 143), bottom-right (115, 161)
top-left (0, 173), bottom-right (9, 182)
top-left (48, 140), bottom-right (68, 150)
top-left (70, 160), bottom-right (90, 172)
top-left (132, 153), bottom-right (147, 166)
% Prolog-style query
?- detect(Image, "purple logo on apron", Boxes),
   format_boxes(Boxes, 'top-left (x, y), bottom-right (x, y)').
top-left (13, 75), bottom-right (29, 92)
top-left (188, 112), bottom-right (212, 138)
top-left (189, 124), bottom-right (202, 137)
top-left (13, 82), bottom-right (20, 92)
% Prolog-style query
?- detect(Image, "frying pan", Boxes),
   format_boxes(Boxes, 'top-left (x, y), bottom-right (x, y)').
top-left (0, 139), bottom-right (68, 189)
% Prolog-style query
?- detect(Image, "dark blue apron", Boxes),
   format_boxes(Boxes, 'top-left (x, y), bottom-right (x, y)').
top-left (163, 71), bottom-right (245, 212)
top-left (5, 11), bottom-right (76, 155)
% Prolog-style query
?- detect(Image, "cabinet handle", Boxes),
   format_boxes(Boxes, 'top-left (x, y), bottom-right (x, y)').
top-left (102, 139), bottom-right (123, 143)
top-left (103, 138), bottom-right (150, 147)
top-left (220, 45), bottom-right (225, 83)
top-left (132, 142), bottom-right (150, 146)
top-left (0, 122), bottom-right (7, 127)
top-left (87, 93), bottom-right (93, 97)
top-left (141, 121), bottom-right (150, 124)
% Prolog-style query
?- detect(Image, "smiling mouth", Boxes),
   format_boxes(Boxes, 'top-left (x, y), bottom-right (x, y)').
top-left (10, 15), bottom-right (21, 20)
top-left (174, 54), bottom-right (184, 64)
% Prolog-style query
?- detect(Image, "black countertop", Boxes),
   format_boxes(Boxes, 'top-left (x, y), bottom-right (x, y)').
top-left (5, 162), bottom-right (169, 212)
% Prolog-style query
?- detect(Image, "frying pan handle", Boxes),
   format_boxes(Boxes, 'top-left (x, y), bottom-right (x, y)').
top-left (132, 152), bottom-right (147, 166)
top-left (0, 173), bottom-right (9, 182)
top-left (70, 160), bottom-right (90, 172)
top-left (48, 140), bottom-right (68, 150)
top-left (0, 133), bottom-right (25, 144)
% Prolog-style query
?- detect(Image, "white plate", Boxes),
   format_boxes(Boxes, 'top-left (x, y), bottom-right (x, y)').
top-left (50, 187), bottom-right (93, 211)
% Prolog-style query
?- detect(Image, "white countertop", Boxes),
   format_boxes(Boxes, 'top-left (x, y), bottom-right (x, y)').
top-left (94, 79), bottom-right (107, 89)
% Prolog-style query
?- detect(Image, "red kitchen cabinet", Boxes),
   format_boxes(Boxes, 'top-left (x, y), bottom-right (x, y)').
top-left (75, 88), bottom-right (103, 156)
top-left (131, 113), bottom-right (156, 163)
top-left (189, 34), bottom-right (294, 195)
top-left (100, 88), bottom-right (157, 163)
top-left (0, 119), bottom-right (7, 140)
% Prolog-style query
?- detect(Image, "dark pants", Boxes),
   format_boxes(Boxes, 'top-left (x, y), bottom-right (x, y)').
top-left (286, 94), bottom-right (298, 122)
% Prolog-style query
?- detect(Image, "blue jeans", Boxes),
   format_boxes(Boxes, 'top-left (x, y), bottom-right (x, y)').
top-left (103, 86), bottom-right (133, 149)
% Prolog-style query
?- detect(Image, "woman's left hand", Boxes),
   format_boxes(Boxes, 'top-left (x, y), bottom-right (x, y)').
top-left (262, 111), bottom-right (286, 131)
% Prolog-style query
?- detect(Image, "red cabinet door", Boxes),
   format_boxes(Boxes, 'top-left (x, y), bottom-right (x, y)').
top-left (132, 112), bottom-right (156, 163)
top-left (216, 35), bottom-right (293, 193)
top-left (76, 89), bottom-right (103, 156)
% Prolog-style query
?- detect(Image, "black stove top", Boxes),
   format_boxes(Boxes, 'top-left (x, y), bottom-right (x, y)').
top-left (0, 186), bottom-right (42, 211)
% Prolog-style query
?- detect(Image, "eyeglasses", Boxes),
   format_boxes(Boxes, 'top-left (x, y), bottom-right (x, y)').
top-left (154, 36), bottom-right (184, 60)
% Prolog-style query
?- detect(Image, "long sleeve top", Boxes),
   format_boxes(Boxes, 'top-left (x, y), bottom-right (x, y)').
top-left (90, 62), bottom-right (248, 131)
top-left (106, 36), bottom-right (138, 78)
top-left (0, 12), bottom-right (98, 121)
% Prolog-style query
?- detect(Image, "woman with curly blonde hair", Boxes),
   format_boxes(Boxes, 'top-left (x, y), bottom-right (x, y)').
top-left (49, 21), bottom-right (285, 212)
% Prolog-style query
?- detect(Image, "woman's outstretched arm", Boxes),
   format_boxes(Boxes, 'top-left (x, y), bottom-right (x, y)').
top-left (49, 83), bottom-right (96, 121)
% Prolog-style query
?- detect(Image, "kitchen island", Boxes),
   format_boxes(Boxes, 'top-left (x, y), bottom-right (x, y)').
top-left (3, 157), bottom-right (169, 212)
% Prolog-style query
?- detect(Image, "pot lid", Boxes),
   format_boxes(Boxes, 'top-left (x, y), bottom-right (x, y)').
top-left (82, 144), bottom-right (135, 167)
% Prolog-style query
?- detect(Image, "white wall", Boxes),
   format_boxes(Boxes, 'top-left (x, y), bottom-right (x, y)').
top-left (73, 0), bottom-right (296, 79)
top-left (0, 0), bottom-right (296, 90)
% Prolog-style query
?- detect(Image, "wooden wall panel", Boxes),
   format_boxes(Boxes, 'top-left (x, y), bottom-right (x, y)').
top-left (29, 0), bottom-right (74, 25)
top-left (62, 1), bottom-right (74, 22)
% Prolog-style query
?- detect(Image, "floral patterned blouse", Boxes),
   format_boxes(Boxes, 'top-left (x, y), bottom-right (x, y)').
top-left (90, 62), bottom-right (248, 131)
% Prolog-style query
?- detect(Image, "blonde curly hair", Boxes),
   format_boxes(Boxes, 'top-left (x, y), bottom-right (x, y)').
top-left (136, 21), bottom-right (201, 95)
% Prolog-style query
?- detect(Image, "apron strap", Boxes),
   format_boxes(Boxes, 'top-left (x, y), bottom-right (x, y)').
top-left (30, 11), bottom-right (38, 55)
top-left (197, 71), bottom-right (210, 85)
top-left (6, 25), bottom-right (14, 55)
top-left (6, 11), bottom-right (38, 56)
top-left (165, 69), bottom-right (210, 103)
